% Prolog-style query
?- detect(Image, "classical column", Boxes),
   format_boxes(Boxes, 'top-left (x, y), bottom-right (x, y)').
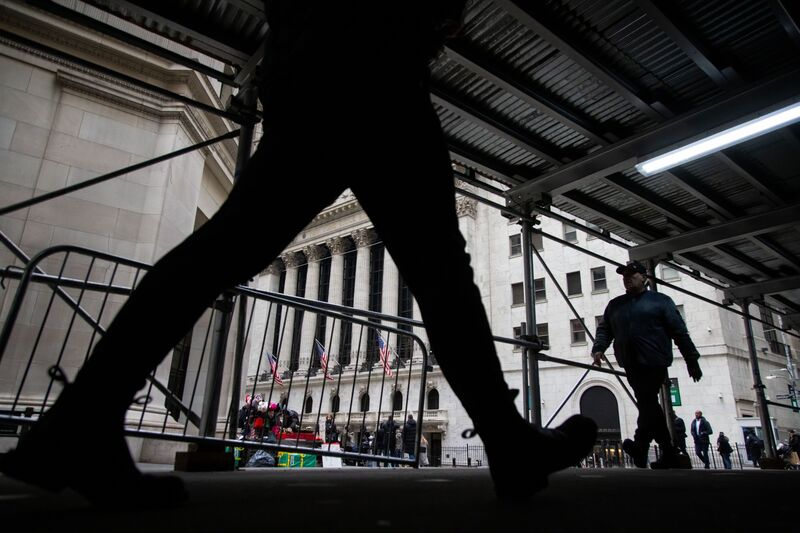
top-left (278, 251), bottom-right (304, 367)
top-left (249, 260), bottom-right (283, 376)
top-left (326, 236), bottom-right (353, 366)
top-left (262, 260), bottom-right (284, 358)
top-left (383, 248), bottom-right (400, 338)
top-left (455, 195), bottom-right (478, 255)
top-left (352, 228), bottom-right (377, 362)
top-left (412, 298), bottom-right (428, 364)
top-left (299, 244), bottom-right (327, 368)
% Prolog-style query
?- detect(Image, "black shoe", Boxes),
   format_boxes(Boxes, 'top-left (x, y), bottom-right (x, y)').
top-left (482, 415), bottom-right (598, 501)
top-left (622, 439), bottom-right (648, 468)
top-left (650, 451), bottom-right (680, 469)
top-left (0, 396), bottom-right (188, 508)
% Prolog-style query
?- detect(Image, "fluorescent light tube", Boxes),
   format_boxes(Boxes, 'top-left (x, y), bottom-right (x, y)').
top-left (635, 100), bottom-right (800, 176)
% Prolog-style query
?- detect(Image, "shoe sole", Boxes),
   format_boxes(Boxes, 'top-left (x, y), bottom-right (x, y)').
top-left (492, 415), bottom-right (598, 501)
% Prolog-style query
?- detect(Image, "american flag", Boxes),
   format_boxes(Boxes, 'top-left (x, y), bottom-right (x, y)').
top-left (377, 335), bottom-right (394, 377)
top-left (314, 339), bottom-right (334, 381)
top-left (267, 351), bottom-right (284, 386)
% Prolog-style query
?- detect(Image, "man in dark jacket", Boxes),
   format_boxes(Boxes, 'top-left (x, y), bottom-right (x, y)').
top-left (376, 416), bottom-right (396, 467)
top-left (717, 431), bottom-right (733, 469)
top-left (746, 431), bottom-right (764, 467)
top-left (673, 414), bottom-right (688, 455)
top-left (592, 261), bottom-right (703, 469)
top-left (403, 414), bottom-right (418, 461)
top-left (691, 410), bottom-right (713, 468)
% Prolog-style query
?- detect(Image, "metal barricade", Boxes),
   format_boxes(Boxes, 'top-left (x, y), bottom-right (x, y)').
top-left (0, 245), bottom-right (430, 468)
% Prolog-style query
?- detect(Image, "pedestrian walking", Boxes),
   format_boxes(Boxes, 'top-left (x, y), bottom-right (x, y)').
top-left (0, 2), bottom-right (597, 505)
top-left (746, 432), bottom-right (764, 468)
top-left (591, 261), bottom-right (703, 469)
top-left (673, 414), bottom-right (688, 455)
top-left (691, 410), bottom-right (713, 469)
top-left (717, 432), bottom-right (733, 469)
top-left (403, 414), bottom-right (418, 462)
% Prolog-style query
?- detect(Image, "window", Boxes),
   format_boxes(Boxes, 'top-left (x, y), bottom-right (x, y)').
top-left (513, 323), bottom-right (526, 351)
top-left (304, 396), bottom-right (313, 414)
top-left (271, 268), bottom-right (286, 354)
top-left (591, 267), bottom-right (607, 292)
top-left (571, 319), bottom-right (587, 344)
top-left (512, 282), bottom-right (525, 306)
top-left (759, 306), bottom-right (788, 355)
top-left (338, 247), bottom-right (357, 365)
top-left (534, 278), bottom-right (546, 302)
top-left (166, 330), bottom-right (192, 421)
top-left (397, 276), bottom-right (414, 359)
top-left (427, 388), bottom-right (439, 410)
top-left (661, 265), bottom-right (680, 281)
top-left (508, 233), bottom-right (543, 254)
top-left (537, 323), bottom-right (549, 348)
top-left (393, 391), bottom-right (403, 411)
top-left (360, 393), bottom-right (370, 412)
top-left (290, 262), bottom-right (308, 371)
top-left (595, 315), bottom-right (605, 330)
top-left (532, 233), bottom-right (544, 252)
top-left (566, 271), bottom-right (582, 296)
top-left (366, 243), bottom-right (385, 365)
top-left (563, 223), bottom-right (578, 243)
top-left (586, 222), bottom-right (601, 240)
top-left (331, 394), bottom-right (340, 413)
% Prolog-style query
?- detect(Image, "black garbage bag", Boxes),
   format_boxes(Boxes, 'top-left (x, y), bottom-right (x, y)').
top-left (245, 449), bottom-right (276, 467)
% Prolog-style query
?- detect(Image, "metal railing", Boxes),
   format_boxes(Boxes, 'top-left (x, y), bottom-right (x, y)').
top-left (438, 445), bottom-right (487, 467)
top-left (0, 245), bottom-right (431, 468)
top-left (579, 441), bottom-right (752, 470)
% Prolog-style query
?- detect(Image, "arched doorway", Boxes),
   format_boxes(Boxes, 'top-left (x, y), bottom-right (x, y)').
top-left (580, 386), bottom-right (622, 466)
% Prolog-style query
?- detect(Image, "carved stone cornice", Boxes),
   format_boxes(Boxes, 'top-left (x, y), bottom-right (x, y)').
top-left (303, 243), bottom-right (327, 262)
top-left (326, 236), bottom-right (354, 255)
top-left (0, 6), bottom-right (187, 85)
top-left (261, 259), bottom-right (284, 276)
top-left (281, 251), bottom-right (305, 269)
top-left (55, 69), bottom-right (169, 122)
top-left (455, 196), bottom-right (478, 219)
top-left (308, 195), bottom-right (362, 228)
top-left (352, 228), bottom-right (377, 248)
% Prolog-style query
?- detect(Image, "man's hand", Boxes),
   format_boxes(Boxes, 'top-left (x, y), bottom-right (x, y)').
top-left (591, 352), bottom-right (604, 367)
top-left (686, 359), bottom-right (702, 382)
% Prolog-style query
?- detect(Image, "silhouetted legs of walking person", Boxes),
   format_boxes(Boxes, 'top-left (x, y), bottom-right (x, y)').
top-left (622, 365), bottom-right (677, 469)
top-left (1, 4), bottom-right (597, 504)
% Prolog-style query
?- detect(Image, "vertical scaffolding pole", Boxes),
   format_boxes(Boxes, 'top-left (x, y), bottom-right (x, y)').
top-left (740, 297), bottom-right (778, 461)
top-left (201, 82), bottom-right (259, 439)
top-left (521, 220), bottom-right (541, 426)
top-left (227, 83), bottom-right (259, 438)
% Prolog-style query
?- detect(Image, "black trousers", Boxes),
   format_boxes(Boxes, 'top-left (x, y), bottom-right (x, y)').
top-left (624, 365), bottom-right (672, 451)
top-left (73, 62), bottom-right (511, 427)
top-left (694, 439), bottom-right (710, 467)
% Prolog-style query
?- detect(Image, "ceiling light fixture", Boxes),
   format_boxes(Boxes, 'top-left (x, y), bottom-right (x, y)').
top-left (635, 100), bottom-right (800, 176)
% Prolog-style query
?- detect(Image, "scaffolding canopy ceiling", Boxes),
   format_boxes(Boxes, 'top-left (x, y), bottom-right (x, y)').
top-left (34, 0), bottom-right (800, 313)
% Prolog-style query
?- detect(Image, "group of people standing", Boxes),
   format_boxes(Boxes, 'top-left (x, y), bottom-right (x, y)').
top-left (374, 414), bottom-right (420, 465)
top-left (237, 394), bottom-right (301, 443)
top-left (341, 414), bottom-right (426, 467)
